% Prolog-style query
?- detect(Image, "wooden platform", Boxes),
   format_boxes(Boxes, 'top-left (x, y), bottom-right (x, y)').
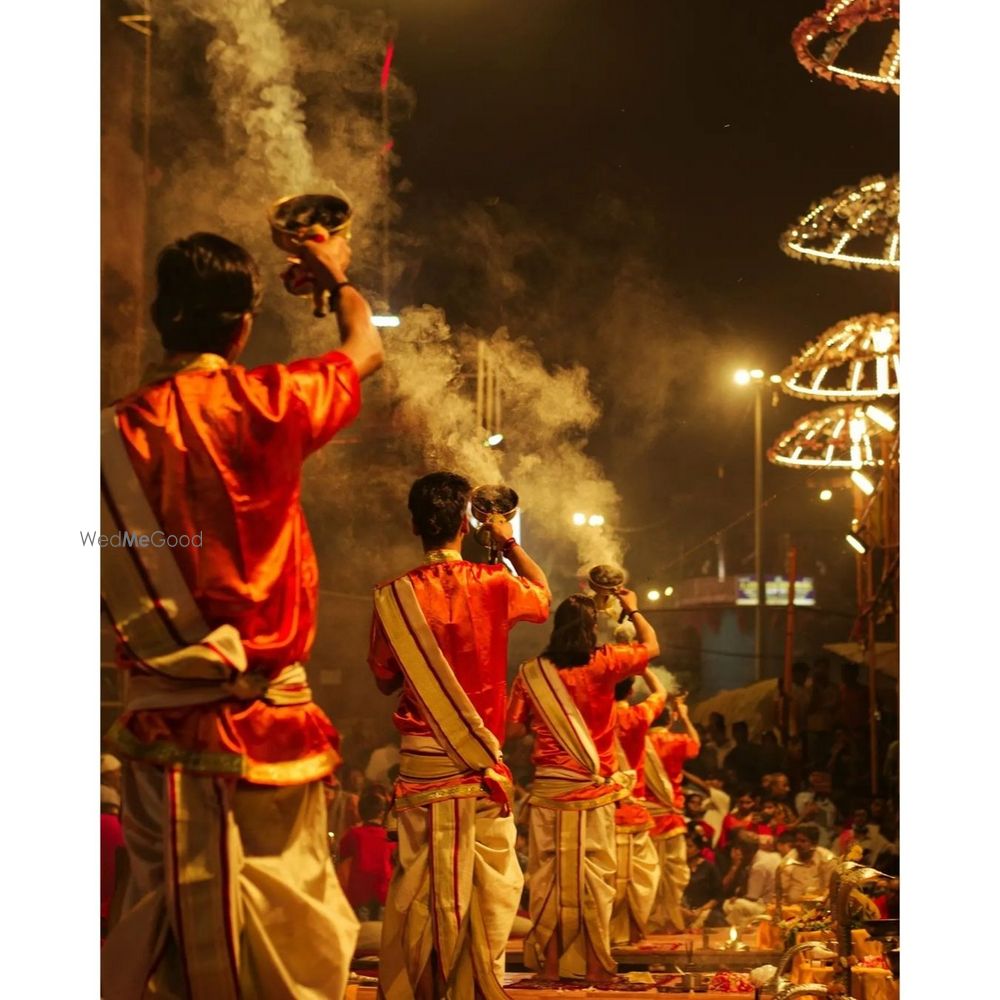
top-left (505, 933), bottom-right (780, 971)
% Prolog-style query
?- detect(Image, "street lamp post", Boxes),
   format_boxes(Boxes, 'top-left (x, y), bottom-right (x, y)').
top-left (753, 380), bottom-right (764, 682)
top-left (735, 368), bottom-right (775, 682)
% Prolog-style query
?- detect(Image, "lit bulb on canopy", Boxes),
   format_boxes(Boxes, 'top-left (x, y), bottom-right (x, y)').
top-left (768, 404), bottom-right (891, 470)
top-left (734, 369), bottom-right (752, 386)
top-left (780, 313), bottom-right (900, 401)
top-left (588, 514), bottom-right (606, 527)
top-left (484, 432), bottom-right (504, 447)
top-left (647, 590), bottom-right (661, 601)
top-left (792, 0), bottom-right (900, 95)
top-left (572, 512), bottom-right (587, 526)
top-left (819, 488), bottom-right (833, 501)
top-left (663, 586), bottom-right (674, 597)
top-left (865, 404), bottom-right (897, 431)
top-left (851, 470), bottom-right (875, 495)
top-left (780, 174), bottom-right (899, 272)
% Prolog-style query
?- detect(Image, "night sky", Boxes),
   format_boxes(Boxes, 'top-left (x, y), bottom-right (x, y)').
top-left (360, 0), bottom-right (899, 604)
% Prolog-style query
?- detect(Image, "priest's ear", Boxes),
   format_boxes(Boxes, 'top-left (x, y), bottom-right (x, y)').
top-left (225, 313), bottom-right (253, 362)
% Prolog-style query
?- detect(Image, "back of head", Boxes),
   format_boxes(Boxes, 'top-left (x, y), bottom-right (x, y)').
top-left (796, 822), bottom-right (821, 845)
top-left (734, 829), bottom-right (760, 854)
top-left (792, 660), bottom-right (809, 684)
top-left (152, 233), bottom-right (261, 356)
top-left (542, 594), bottom-right (597, 668)
top-left (358, 791), bottom-right (386, 823)
top-left (408, 471), bottom-right (472, 548)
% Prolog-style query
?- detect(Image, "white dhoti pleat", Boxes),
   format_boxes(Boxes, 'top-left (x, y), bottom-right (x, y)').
top-left (378, 795), bottom-right (521, 1000)
top-left (610, 827), bottom-right (661, 945)
top-left (646, 831), bottom-right (690, 933)
top-left (101, 761), bottom-right (359, 1000)
top-left (524, 802), bottom-right (617, 978)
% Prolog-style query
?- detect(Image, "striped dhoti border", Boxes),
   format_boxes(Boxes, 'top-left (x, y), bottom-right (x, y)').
top-left (610, 824), bottom-right (661, 945)
top-left (378, 793), bottom-right (521, 1000)
top-left (101, 761), bottom-right (359, 1000)
top-left (523, 801), bottom-right (618, 978)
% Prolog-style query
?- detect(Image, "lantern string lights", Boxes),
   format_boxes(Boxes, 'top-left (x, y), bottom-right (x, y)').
top-left (780, 313), bottom-right (899, 401)
top-left (767, 404), bottom-right (892, 471)
top-left (780, 174), bottom-right (899, 272)
top-left (792, 0), bottom-right (900, 95)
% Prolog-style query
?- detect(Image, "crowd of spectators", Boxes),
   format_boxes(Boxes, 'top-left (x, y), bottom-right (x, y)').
top-left (318, 655), bottom-right (900, 938)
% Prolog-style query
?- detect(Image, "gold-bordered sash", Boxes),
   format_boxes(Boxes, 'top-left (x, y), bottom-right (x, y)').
top-left (643, 735), bottom-right (685, 816)
top-left (373, 576), bottom-right (511, 810)
top-left (100, 407), bottom-right (247, 681)
top-left (519, 657), bottom-right (601, 775)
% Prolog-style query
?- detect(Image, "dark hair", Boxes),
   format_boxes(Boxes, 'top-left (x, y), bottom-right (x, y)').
top-left (792, 661), bottom-right (809, 682)
top-left (151, 233), bottom-right (262, 355)
top-left (542, 595), bottom-right (598, 668)
top-left (777, 829), bottom-right (796, 845)
top-left (407, 472), bottom-right (472, 547)
top-left (614, 676), bottom-right (635, 702)
top-left (796, 822), bottom-right (821, 845)
top-left (686, 825), bottom-right (708, 850)
top-left (359, 792), bottom-right (386, 823)
top-left (733, 720), bottom-right (749, 738)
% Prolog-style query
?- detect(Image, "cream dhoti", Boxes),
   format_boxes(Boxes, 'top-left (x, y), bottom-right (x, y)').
top-left (379, 779), bottom-right (521, 1000)
top-left (524, 793), bottom-right (618, 976)
top-left (609, 814), bottom-right (660, 945)
top-left (645, 826), bottom-right (690, 933)
top-left (102, 762), bottom-right (358, 1000)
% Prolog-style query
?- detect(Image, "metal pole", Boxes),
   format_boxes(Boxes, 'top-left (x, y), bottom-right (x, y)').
top-left (754, 384), bottom-right (764, 681)
top-left (782, 545), bottom-right (797, 744)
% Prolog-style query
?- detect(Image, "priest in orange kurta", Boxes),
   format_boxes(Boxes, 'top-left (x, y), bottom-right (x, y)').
top-left (101, 232), bottom-right (384, 1000)
top-left (610, 670), bottom-right (667, 944)
top-left (368, 472), bottom-right (550, 1000)
top-left (643, 696), bottom-right (701, 933)
top-left (507, 590), bottom-right (660, 984)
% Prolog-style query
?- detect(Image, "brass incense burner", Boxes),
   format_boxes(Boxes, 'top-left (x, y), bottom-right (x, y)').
top-left (469, 485), bottom-right (519, 564)
top-left (267, 192), bottom-right (353, 317)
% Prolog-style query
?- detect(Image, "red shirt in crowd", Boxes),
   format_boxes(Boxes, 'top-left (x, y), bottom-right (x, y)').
top-left (101, 812), bottom-right (125, 923)
top-left (339, 823), bottom-right (394, 909)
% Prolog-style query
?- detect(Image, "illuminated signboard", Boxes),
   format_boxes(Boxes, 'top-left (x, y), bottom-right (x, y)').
top-left (736, 576), bottom-right (816, 606)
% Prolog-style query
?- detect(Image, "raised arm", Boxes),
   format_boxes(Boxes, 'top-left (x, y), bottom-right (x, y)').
top-left (642, 668), bottom-right (665, 701)
top-left (675, 694), bottom-right (700, 746)
top-left (297, 235), bottom-right (385, 380)
top-left (617, 588), bottom-right (660, 659)
top-left (488, 518), bottom-right (550, 600)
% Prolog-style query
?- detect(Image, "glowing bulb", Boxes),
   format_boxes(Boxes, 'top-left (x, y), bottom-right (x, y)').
top-left (734, 370), bottom-right (751, 386)
top-left (371, 315), bottom-right (400, 328)
top-left (769, 374), bottom-right (782, 384)
top-left (484, 433), bottom-right (504, 447)
top-left (647, 590), bottom-right (661, 601)
top-left (749, 368), bottom-right (765, 380)
top-left (572, 512), bottom-right (587, 526)
top-left (664, 586), bottom-right (674, 597)
top-left (851, 471), bottom-right (875, 496)
top-left (846, 533), bottom-right (867, 555)
top-left (588, 514), bottom-right (605, 527)
top-left (819, 489), bottom-right (833, 501)
top-left (865, 405), bottom-right (896, 432)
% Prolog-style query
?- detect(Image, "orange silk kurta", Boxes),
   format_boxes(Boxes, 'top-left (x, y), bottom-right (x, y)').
top-left (106, 351), bottom-right (361, 785)
top-left (508, 644), bottom-right (651, 803)
top-left (643, 727), bottom-right (699, 836)
top-left (368, 556), bottom-right (549, 800)
top-left (614, 692), bottom-right (666, 829)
